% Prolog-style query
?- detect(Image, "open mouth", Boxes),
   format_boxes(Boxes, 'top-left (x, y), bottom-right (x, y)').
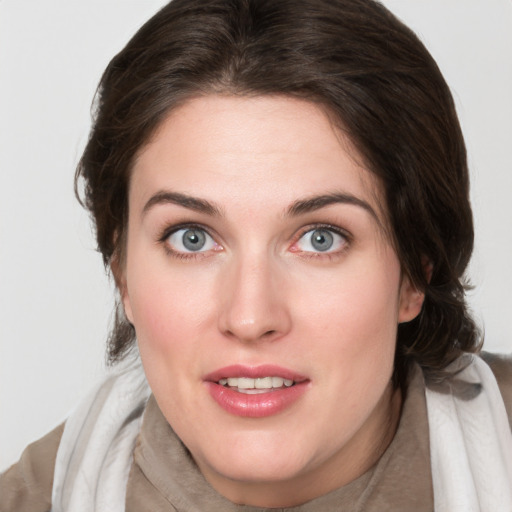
top-left (206, 367), bottom-right (309, 416)
top-left (217, 376), bottom-right (295, 394)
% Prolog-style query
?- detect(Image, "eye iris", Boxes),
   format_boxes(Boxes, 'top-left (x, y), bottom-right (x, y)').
top-left (311, 229), bottom-right (334, 251)
top-left (182, 229), bottom-right (206, 251)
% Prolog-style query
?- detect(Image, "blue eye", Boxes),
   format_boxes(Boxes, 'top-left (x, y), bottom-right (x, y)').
top-left (166, 228), bottom-right (216, 253)
top-left (296, 228), bottom-right (347, 253)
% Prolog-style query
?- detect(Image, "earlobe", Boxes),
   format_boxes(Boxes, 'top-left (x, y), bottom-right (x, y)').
top-left (118, 279), bottom-right (134, 325)
top-left (110, 249), bottom-right (134, 324)
top-left (398, 276), bottom-right (425, 323)
top-left (121, 287), bottom-right (134, 324)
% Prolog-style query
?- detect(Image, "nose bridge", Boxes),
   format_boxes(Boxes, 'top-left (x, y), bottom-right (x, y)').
top-left (218, 246), bottom-right (290, 343)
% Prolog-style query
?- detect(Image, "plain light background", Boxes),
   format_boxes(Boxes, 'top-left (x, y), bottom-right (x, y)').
top-left (1, 0), bottom-right (511, 471)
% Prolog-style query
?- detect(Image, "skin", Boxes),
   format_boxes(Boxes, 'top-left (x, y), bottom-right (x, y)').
top-left (121, 95), bottom-right (424, 507)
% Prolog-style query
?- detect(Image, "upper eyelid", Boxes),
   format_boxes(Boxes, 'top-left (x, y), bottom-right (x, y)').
top-left (295, 223), bottom-right (351, 241)
top-left (159, 222), bottom-right (216, 242)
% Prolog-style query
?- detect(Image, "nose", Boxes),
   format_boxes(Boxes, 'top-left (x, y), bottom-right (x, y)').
top-left (217, 251), bottom-right (292, 343)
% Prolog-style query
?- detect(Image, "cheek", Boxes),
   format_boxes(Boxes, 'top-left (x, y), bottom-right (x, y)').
top-left (294, 255), bottom-right (401, 372)
top-left (126, 264), bottom-right (213, 416)
top-left (125, 250), bottom-right (215, 355)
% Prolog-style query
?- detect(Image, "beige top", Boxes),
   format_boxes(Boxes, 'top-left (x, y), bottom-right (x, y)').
top-left (2, 353), bottom-right (512, 512)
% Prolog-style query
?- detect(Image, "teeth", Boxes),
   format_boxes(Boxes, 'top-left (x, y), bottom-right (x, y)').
top-left (272, 377), bottom-right (284, 388)
top-left (218, 376), bottom-right (295, 390)
top-left (255, 377), bottom-right (273, 389)
top-left (237, 377), bottom-right (254, 389)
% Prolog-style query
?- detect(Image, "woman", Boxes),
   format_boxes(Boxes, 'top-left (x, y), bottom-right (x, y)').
top-left (1, 0), bottom-right (511, 510)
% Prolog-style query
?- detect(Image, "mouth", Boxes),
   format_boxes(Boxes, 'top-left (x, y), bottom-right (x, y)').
top-left (204, 365), bottom-right (309, 417)
top-left (217, 376), bottom-right (295, 394)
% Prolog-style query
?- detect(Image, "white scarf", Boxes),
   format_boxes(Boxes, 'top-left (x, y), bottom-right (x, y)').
top-left (426, 355), bottom-right (512, 511)
top-left (51, 354), bottom-right (512, 512)
top-left (51, 352), bottom-right (151, 512)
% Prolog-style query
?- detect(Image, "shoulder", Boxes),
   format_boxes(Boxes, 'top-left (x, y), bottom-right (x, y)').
top-left (481, 351), bottom-right (512, 427)
top-left (0, 423), bottom-right (64, 512)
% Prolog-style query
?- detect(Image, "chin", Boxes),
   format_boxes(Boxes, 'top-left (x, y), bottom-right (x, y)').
top-left (195, 432), bottom-right (316, 483)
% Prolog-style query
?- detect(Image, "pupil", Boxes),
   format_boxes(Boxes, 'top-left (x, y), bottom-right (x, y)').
top-left (311, 229), bottom-right (333, 251)
top-left (182, 229), bottom-right (206, 251)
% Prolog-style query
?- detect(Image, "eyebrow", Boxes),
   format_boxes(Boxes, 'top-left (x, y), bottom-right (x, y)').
top-left (142, 189), bottom-right (379, 223)
top-left (142, 191), bottom-right (222, 217)
top-left (286, 192), bottom-right (379, 221)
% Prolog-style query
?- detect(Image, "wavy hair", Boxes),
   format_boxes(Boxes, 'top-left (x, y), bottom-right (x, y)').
top-left (76, 0), bottom-right (480, 386)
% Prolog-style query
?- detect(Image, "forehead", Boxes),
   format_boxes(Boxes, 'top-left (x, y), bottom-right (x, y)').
top-left (131, 95), bottom-right (385, 221)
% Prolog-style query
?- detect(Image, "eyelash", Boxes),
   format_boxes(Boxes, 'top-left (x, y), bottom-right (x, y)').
top-left (157, 222), bottom-right (352, 261)
top-left (291, 223), bottom-right (351, 260)
top-left (158, 223), bottom-right (219, 261)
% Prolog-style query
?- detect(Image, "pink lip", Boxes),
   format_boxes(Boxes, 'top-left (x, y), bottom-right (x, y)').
top-left (204, 365), bottom-right (309, 418)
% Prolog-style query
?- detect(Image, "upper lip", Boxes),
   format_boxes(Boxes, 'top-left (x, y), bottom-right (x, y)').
top-left (204, 364), bottom-right (308, 383)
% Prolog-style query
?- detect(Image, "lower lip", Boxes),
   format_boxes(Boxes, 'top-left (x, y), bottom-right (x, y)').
top-left (205, 381), bottom-right (309, 418)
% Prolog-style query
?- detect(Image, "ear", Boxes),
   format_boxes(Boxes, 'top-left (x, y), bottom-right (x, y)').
top-left (121, 286), bottom-right (134, 325)
top-left (398, 275), bottom-right (425, 323)
top-left (110, 247), bottom-right (134, 324)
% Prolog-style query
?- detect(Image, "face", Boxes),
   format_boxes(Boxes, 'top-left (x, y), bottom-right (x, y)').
top-left (122, 95), bottom-right (423, 507)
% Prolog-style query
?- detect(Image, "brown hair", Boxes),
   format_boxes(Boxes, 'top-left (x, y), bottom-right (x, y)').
top-left (76, 0), bottom-right (480, 385)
